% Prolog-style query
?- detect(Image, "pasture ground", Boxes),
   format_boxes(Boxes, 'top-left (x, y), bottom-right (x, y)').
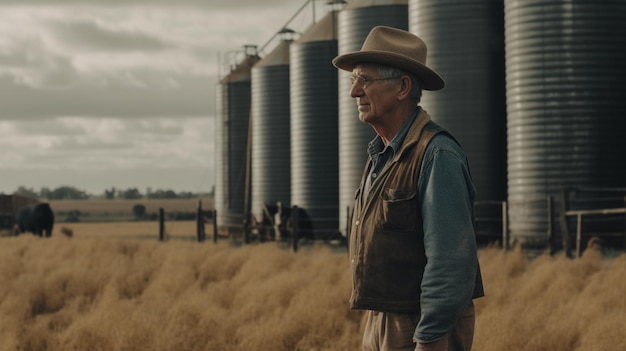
top-left (48, 197), bottom-right (214, 222)
top-left (1, 223), bottom-right (625, 350)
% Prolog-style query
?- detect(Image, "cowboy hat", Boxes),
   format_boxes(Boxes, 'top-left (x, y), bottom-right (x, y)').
top-left (332, 26), bottom-right (444, 91)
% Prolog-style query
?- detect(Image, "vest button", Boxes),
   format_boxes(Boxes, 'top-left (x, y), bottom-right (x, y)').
top-left (355, 220), bottom-right (360, 226)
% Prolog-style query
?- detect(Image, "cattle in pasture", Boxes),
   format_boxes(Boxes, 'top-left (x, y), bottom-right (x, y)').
top-left (248, 203), bottom-right (319, 246)
top-left (16, 203), bottom-right (55, 237)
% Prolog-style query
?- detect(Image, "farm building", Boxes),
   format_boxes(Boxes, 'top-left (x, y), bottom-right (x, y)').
top-left (0, 194), bottom-right (39, 231)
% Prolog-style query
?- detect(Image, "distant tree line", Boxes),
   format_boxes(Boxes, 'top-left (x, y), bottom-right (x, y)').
top-left (11, 185), bottom-right (212, 200)
top-left (13, 186), bottom-right (89, 200)
top-left (104, 187), bottom-right (205, 199)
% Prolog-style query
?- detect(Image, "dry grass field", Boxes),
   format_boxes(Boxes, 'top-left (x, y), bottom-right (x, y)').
top-left (1, 224), bottom-right (625, 351)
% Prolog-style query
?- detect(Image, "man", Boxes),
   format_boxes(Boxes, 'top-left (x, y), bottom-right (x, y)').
top-left (332, 26), bottom-right (484, 351)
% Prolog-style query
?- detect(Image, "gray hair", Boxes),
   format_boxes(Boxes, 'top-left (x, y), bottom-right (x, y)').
top-left (377, 65), bottom-right (422, 103)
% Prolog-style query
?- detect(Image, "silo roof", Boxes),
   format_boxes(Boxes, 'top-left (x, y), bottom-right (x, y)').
top-left (255, 39), bottom-right (292, 68)
top-left (294, 11), bottom-right (339, 44)
top-left (219, 55), bottom-right (260, 84)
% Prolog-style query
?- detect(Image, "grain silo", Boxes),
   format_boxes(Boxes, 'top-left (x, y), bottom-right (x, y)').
top-left (250, 36), bottom-right (293, 231)
top-left (505, 0), bottom-right (626, 247)
top-left (290, 9), bottom-right (341, 236)
top-left (409, 0), bottom-right (507, 242)
top-left (337, 0), bottom-right (409, 235)
top-left (215, 50), bottom-right (260, 235)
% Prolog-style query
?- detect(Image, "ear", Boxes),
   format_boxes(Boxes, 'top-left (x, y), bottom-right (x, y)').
top-left (397, 75), bottom-right (412, 101)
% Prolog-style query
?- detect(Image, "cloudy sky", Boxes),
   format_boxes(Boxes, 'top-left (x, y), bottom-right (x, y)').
top-left (0, 0), bottom-right (321, 196)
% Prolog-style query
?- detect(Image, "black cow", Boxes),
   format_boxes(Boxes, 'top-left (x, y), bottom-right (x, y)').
top-left (16, 203), bottom-right (55, 237)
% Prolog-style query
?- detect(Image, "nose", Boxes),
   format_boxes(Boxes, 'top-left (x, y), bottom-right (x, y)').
top-left (350, 80), bottom-right (363, 98)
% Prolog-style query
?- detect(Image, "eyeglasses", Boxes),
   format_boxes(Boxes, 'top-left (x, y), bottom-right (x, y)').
top-left (350, 75), bottom-right (402, 89)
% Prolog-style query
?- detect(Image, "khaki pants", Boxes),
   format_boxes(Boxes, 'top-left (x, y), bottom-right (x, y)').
top-left (362, 301), bottom-right (475, 351)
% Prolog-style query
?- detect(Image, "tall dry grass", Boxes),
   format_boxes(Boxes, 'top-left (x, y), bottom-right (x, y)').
top-left (0, 235), bottom-right (361, 351)
top-left (1, 232), bottom-right (625, 351)
top-left (474, 244), bottom-right (626, 351)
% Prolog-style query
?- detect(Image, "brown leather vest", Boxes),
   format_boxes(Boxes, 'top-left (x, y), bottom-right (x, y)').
top-left (349, 110), bottom-right (438, 312)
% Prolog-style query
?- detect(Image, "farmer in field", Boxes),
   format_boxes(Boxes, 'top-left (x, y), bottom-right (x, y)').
top-left (332, 26), bottom-right (484, 351)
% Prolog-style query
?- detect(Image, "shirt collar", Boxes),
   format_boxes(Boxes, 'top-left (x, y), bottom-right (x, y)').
top-left (367, 107), bottom-right (421, 159)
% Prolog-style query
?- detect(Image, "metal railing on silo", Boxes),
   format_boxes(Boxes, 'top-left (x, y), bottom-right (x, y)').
top-left (215, 52), bottom-right (260, 236)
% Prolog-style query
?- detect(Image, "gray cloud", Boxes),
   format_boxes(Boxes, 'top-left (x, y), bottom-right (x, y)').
top-left (0, 0), bottom-right (291, 9)
top-left (50, 20), bottom-right (171, 52)
top-left (0, 1), bottom-right (304, 194)
top-left (0, 34), bottom-right (78, 87)
top-left (0, 116), bottom-right (214, 193)
top-left (0, 74), bottom-right (216, 120)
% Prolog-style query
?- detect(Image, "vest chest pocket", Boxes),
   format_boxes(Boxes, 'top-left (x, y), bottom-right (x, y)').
top-left (377, 188), bottom-right (417, 231)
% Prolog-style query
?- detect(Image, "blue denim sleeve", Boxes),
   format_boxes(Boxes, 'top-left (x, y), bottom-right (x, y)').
top-left (413, 134), bottom-right (478, 343)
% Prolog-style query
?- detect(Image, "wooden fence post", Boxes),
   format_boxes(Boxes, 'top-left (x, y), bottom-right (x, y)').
top-left (559, 187), bottom-right (572, 258)
top-left (158, 208), bottom-right (165, 241)
top-left (575, 213), bottom-right (583, 258)
top-left (502, 201), bottom-right (509, 250)
top-left (292, 205), bottom-right (299, 252)
top-left (547, 196), bottom-right (554, 254)
top-left (196, 200), bottom-right (205, 242)
top-left (213, 209), bottom-right (218, 244)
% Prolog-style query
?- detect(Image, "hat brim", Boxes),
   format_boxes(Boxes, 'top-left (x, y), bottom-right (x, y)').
top-left (332, 51), bottom-right (445, 91)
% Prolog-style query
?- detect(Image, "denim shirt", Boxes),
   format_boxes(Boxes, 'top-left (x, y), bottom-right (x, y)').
top-left (363, 107), bottom-right (420, 201)
top-left (363, 107), bottom-right (480, 343)
top-left (414, 132), bottom-right (479, 343)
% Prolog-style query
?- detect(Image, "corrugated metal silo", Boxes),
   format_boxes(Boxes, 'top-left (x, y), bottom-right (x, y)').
top-left (215, 53), bottom-right (260, 235)
top-left (409, 0), bottom-right (507, 203)
top-left (290, 10), bottom-right (340, 235)
top-left (250, 39), bottom-right (292, 226)
top-left (337, 0), bottom-right (408, 235)
top-left (505, 0), bottom-right (626, 246)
